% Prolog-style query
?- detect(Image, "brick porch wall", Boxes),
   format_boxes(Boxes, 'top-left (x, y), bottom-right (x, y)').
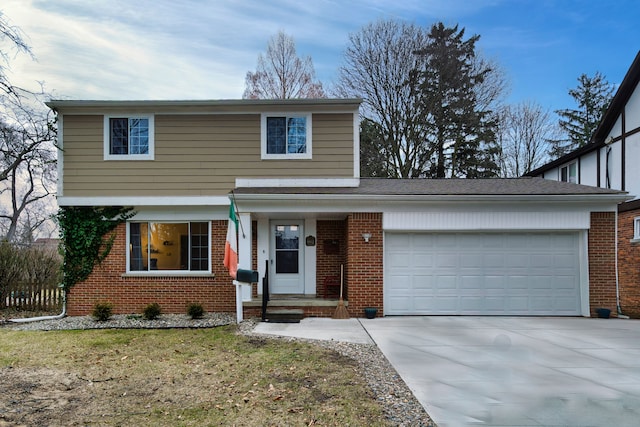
top-left (346, 213), bottom-right (383, 317)
top-left (66, 220), bottom-right (237, 316)
top-left (618, 208), bottom-right (640, 318)
top-left (588, 212), bottom-right (618, 317)
top-left (316, 220), bottom-right (347, 298)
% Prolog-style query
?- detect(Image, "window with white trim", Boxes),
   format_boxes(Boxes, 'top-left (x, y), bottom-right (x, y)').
top-left (128, 221), bottom-right (210, 272)
top-left (634, 217), bottom-right (640, 240)
top-left (104, 115), bottom-right (154, 160)
top-left (261, 113), bottom-right (312, 159)
top-left (560, 161), bottom-right (577, 183)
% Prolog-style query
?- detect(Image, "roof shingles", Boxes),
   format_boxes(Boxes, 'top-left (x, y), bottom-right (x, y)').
top-left (234, 177), bottom-right (626, 196)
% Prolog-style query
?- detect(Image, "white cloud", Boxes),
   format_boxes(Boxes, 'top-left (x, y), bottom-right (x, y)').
top-left (1, 0), bottom-right (638, 114)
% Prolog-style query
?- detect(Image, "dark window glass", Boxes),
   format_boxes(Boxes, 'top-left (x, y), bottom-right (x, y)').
top-left (110, 117), bottom-right (149, 155)
top-left (110, 118), bottom-right (128, 154)
top-left (190, 222), bottom-right (209, 271)
top-left (267, 117), bottom-right (286, 154)
top-left (276, 251), bottom-right (299, 273)
top-left (275, 225), bottom-right (299, 274)
top-left (266, 116), bottom-right (306, 155)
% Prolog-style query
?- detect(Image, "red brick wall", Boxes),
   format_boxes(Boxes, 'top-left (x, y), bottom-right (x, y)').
top-left (588, 212), bottom-right (618, 317)
top-left (346, 213), bottom-right (383, 317)
top-left (316, 220), bottom-right (347, 297)
top-left (618, 208), bottom-right (640, 318)
top-left (66, 220), bottom-right (237, 316)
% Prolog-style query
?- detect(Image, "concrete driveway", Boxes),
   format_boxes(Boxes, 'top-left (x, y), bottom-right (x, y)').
top-left (362, 316), bottom-right (640, 427)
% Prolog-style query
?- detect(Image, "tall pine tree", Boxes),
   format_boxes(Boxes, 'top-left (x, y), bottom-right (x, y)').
top-left (412, 23), bottom-right (499, 178)
top-left (551, 72), bottom-right (614, 158)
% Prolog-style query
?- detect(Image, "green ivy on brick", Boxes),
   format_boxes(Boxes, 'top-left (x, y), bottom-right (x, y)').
top-left (57, 206), bottom-right (135, 291)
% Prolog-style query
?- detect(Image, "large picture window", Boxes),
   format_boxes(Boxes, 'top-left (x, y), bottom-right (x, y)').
top-left (261, 113), bottom-right (312, 159)
top-left (128, 222), bottom-right (210, 273)
top-left (104, 115), bottom-right (154, 160)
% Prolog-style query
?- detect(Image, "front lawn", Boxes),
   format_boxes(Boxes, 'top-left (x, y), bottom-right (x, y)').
top-left (0, 326), bottom-right (389, 426)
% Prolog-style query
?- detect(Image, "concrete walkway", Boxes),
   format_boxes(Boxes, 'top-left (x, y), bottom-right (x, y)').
top-left (254, 316), bottom-right (640, 426)
top-left (254, 317), bottom-right (374, 344)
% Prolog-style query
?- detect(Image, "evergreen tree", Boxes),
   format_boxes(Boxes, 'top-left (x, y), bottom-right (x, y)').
top-left (412, 23), bottom-right (499, 178)
top-left (359, 118), bottom-right (393, 177)
top-left (552, 72), bottom-right (614, 158)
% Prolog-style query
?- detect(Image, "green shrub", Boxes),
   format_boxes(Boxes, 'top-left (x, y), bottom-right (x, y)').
top-left (187, 303), bottom-right (205, 319)
top-left (143, 302), bottom-right (161, 320)
top-left (92, 302), bottom-right (113, 321)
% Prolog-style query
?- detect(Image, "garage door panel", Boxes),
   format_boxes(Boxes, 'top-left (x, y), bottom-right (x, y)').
top-left (485, 276), bottom-right (505, 289)
top-left (411, 253), bottom-right (434, 267)
top-left (435, 276), bottom-right (457, 289)
top-left (461, 276), bottom-right (483, 289)
top-left (552, 234), bottom-right (576, 248)
top-left (436, 253), bottom-right (457, 267)
top-left (554, 254), bottom-right (576, 267)
top-left (385, 232), bottom-right (580, 316)
top-left (485, 254), bottom-right (505, 268)
top-left (435, 234), bottom-right (458, 247)
top-left (434, 296), bottom-right (459, 311)
top-left (412, 275), bottom-right (435, 290)
top-left (531, 254), bottom-right (554, 268)
top-left (461, 253), bottom-right (484, 267)
top-left (387, 274), bottom-right (411, 291)
top-left (388, 252), bottom-right (410, 268)
top-left (486, 297), bottom-right (507, 310)
top-left (505, 253), bottom-right (530, 266)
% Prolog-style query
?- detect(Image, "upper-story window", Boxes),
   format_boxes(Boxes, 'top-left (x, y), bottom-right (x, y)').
top-left (560, 161), bottom-right (577, 183)
top-left (261, 113), bottom-right (312, 159)
top-left (104, 115), bottom-right (154, 160)
top-left (634, 217), bottom-right (640, 240)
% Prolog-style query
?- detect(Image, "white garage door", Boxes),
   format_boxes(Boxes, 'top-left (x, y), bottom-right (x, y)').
top-left (384, 232), bottom-right (581, 315)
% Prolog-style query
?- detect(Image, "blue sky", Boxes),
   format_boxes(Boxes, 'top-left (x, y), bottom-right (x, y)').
top-left (2, 0), bottom-right (639, 116)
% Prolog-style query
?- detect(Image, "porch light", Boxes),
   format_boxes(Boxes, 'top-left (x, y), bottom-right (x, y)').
top-left (362, 233), bottom-right (372, 243)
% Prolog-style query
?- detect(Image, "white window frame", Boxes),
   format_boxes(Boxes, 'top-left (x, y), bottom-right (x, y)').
top-left (104, 114), bottom-right (155, 160)
top-left (125, 221), bottom-right (211, 275)
top-left (634, 217), bottom-right (640, 241)
top-left (560, 161), bottom-right (577, 183)
top-left (260, 113), bottom-right (312, 160)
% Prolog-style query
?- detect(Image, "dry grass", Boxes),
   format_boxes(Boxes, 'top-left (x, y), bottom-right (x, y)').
top-left (0, 325), bottom-right (390, 426)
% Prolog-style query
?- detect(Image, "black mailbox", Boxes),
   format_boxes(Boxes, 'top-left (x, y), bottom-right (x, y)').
top-left (236, 269), bottom-right (258, 283)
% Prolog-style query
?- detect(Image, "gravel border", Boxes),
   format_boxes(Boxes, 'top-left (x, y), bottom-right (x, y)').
top-left (2, 314), bottom-right (436, 426)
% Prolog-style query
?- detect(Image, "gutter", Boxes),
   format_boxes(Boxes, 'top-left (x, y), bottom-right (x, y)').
top-left (9, 285), bottom-right (67, 324)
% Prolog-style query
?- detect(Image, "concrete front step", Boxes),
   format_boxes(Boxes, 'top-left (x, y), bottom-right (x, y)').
top-left (263, 308), bottom-right (304, 323)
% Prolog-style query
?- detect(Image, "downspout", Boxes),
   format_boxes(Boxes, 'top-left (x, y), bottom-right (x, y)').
top-left (9, 285), bottom-right (67, 323)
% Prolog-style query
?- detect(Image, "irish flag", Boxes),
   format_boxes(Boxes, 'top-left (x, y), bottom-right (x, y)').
top-left (223, 202), bottom-right (238, 279)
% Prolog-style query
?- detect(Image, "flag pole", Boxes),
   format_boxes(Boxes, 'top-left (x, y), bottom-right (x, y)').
top-left (231, 191), bottom-right (246, 239)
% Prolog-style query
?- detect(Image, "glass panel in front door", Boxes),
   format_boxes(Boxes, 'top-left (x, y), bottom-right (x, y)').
top-left (275, 225), bottom-right (299, 274)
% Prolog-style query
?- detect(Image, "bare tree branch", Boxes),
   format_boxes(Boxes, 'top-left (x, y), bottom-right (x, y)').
top-left (243, 31), bottom-right (325, 99)
top-left (496, 101), bottom-right (559, 177)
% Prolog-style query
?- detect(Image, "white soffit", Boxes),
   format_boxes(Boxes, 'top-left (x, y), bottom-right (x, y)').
top-left (57, 196), bottom-right (230, 207)
top-left (383, 211), bottom-right (591, 231)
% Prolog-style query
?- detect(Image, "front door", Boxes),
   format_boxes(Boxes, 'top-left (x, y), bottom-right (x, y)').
top-left (270, 221), bottom-right (304, 294)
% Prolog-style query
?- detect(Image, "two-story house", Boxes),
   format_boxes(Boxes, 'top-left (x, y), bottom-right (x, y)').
top-left (527, 51), bottom-right (640, 318)
top-left (49, 98), bottom-right (627, 319)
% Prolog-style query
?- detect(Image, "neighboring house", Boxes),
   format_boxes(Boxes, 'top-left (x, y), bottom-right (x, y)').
top-left (527, 51), bottom-right (640, 318)
top-left (49, 98), bottom-right (626, 319)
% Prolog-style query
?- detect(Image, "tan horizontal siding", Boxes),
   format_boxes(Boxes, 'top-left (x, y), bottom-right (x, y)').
top-left (62, 112), bottom-right (355, 198)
